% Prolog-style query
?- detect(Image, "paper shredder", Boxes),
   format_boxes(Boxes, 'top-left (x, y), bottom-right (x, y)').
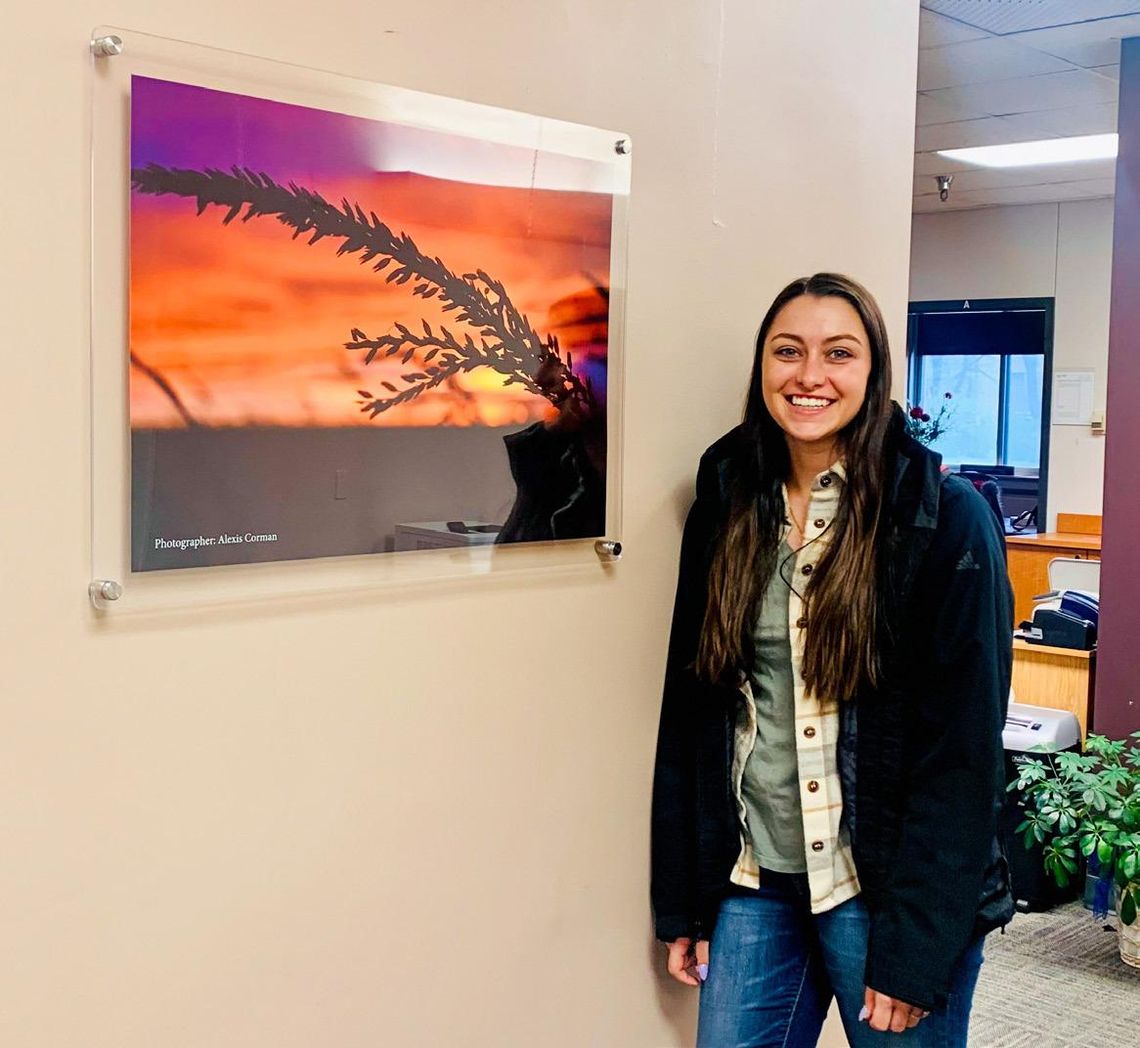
top-left (1000, 702), bottom-right (1083, 912)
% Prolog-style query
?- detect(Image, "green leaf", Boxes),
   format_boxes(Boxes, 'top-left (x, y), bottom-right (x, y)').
top-left (1098, 841), bottom-right (1115, 865)
top-left (1122, 888), bottom-right (1137, 926)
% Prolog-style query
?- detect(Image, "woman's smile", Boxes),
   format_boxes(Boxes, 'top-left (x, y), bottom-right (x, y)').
top-left (785, 394), bottom-right (837, 412)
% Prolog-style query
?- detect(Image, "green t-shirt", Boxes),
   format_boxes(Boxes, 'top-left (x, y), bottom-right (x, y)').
top-left (741, 541), bottom-right (807, 873)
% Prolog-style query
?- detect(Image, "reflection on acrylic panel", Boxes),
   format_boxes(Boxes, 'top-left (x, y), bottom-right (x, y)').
top-left (129, 76), bottom-right (615, 570)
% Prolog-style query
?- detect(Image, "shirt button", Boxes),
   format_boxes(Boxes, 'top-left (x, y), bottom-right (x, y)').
top-left (801, 564), bottom-right (813, 576)
top-left (807, 780), bottom-right (820, 793)
top-left (811, 840), bottom-right (825, 852)
top-left (814, 519), bottom-right (826, 529)
top-left (797, 617), bottom-right (808, 629)
top-left (803, 726), bottom-right (816, 738)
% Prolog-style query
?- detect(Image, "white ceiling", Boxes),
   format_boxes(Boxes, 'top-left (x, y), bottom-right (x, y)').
top-left (914, 2), bottom-right (1140, 212)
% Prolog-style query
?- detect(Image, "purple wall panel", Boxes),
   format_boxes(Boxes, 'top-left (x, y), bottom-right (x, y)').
top-left (1095, 36), bottom-right (1140, 737)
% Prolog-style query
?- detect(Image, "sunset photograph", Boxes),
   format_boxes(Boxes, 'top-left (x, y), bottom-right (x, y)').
top-left (129, 76), bottom-right (616, 569)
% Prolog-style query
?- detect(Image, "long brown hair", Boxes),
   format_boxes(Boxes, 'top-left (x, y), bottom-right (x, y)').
top-left (695, 273), bottom-right (894, 702)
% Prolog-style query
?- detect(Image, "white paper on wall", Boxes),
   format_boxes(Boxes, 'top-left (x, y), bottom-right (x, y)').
top-left (1052, 370), bottom-right (1095, 426)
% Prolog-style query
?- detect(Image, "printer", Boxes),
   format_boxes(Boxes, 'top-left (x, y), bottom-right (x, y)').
top-left (1016, 588), bottom-right (1098, 651)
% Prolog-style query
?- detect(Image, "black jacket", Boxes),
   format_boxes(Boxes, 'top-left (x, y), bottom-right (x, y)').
top-left (650, 409), bottom-right (1014, 1012)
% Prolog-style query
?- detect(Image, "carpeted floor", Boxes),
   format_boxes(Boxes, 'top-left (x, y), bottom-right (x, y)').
top-left (970, 902), bottom-right (1139, 1046)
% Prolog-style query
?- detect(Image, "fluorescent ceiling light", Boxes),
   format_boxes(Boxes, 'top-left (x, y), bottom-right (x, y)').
top-left (937, 133), bottom-right (1118, 169)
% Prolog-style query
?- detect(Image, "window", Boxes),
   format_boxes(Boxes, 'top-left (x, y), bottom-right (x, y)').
top-left (906, 300), bottom-right (1052, 471)
top-left (906, 298), bottom-right (1053, 531)
top-left (914, 354), bottom-right (1000, 466)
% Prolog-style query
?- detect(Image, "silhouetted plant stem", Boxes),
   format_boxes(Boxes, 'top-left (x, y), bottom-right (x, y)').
top-left (130, 163), bottom-right (598, 420)
top-left (129, 350), bottom-right (199, 427)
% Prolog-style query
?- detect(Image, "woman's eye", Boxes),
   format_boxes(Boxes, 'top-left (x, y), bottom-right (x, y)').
top-left (774, 346), bottom-right (799, 358)
top-left (828, 347), bottom-right (854, 359)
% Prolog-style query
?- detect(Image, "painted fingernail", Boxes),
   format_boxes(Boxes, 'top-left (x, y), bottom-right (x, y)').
top-left (696, 964), bottom-right (708, 982)
top-left (858, 1005), bottom-right (871, 1022)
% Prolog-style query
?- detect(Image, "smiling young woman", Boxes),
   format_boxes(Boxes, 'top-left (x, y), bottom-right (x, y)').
top-left (651, 274), bottom-right (1014, 1047)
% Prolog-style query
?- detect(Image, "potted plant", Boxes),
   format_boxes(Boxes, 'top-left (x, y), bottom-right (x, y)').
top-left (1010, 731), bottom-right (1140, 967)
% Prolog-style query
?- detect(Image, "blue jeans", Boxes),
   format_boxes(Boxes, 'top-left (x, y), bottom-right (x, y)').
top-left (697, 874), bottom-right (984, 1048)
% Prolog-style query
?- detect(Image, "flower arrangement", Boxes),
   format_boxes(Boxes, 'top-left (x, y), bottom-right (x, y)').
top-left (904, 391), bottom-right (954, 446)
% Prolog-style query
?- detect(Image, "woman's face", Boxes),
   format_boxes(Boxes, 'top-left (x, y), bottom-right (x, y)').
top-left (760, 294), bottom-right (873, 457)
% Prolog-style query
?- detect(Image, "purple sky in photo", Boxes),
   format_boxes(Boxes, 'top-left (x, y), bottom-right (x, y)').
top-left (131, 76), bottom-right (378, 182)
top-left (130, 76), bottom-right (617, 199)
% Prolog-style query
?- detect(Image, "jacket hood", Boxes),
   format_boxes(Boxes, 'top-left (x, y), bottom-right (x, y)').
top-left (885, 403), bottom-right (944, 530)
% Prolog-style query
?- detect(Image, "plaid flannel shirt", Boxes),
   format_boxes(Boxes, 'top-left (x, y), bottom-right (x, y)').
top-left (728, 462), bottom-right (861, 914)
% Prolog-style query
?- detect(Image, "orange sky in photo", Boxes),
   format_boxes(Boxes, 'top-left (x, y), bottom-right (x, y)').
top-left (130, 172), bottom-right (612, 428)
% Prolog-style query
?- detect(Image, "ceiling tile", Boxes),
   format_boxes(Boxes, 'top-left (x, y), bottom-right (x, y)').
top-left (918, 37), bottom-right (1075, 91)
top-left (912, 166), bottom-right (1078, 194)
top-left (1071, 177), bottom-right (1118, 195)
top-left (912, 181), bottom-right (1108, 212)
top-left (914, 150), bottom-right (1116, 186)
top-left (921, 1), bottom-right (1140, 35)
top-left (923, 68), bottom-right (1119, 116)
top-left (1090, 63), bottom-right (1121, 80)
top-left (919, 9), bottom-right (991, 47)
top-left (913, 195), bottom-right (956, 213)
top-left (914, 169), bottom-right (1116, 198)
top-left (915, 115), bottom-right (1059, 152)
top-left (915, 150), bottom-right (992, 176)
top-left (916, 91), bottom-right (992, 125)
top-left (991, 111), bottom-right (1075, 138)
top-left (1013, 101), bottom-right (1118, 136)
top-left (1008, 14), bottom-right (1140, 67)
top-left (913, 168), bottom-right (1117, 210)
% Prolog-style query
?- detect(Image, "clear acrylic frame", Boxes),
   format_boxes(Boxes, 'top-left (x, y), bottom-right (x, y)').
top-left (89, 26), bottom-right (629, 612)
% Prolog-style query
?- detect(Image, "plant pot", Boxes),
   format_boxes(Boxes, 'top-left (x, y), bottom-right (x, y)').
top-left (1117, 893), bottom-right (1140, 969)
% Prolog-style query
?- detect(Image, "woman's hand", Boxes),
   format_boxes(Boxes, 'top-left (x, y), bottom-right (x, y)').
top-left (862, 987), bottom-right (929, 1033)
top-left (665, 937), bottom-right (709, 986)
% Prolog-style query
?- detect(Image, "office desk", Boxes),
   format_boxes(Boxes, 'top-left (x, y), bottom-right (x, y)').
top-left (1005, 531), bottom-right (1101, 627)
top-left (1011, 639), bottom-right (1093, 738)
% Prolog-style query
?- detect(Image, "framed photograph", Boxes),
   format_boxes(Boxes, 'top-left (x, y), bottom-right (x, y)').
top-left (90, 27), bottom-right (629, 609)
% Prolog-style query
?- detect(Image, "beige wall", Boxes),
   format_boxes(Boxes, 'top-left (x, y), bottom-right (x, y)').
top-left (0, 2), bottom-right (919, 1045)
top-left (910, 198), bottom-right (1114, 531)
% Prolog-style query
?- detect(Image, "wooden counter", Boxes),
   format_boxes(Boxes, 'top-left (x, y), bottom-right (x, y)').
top-left (1011, 639), bottom-right (1093, 738)
top-left (1005, 530), bottom-right (1100, 627)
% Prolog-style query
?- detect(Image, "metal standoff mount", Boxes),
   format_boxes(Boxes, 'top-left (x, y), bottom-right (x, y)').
top-left (614, 138), bottom-right (630, 155)
top-left (89, 579), bottom-right (123, 607)
top-left (936, 174), bottom-right (953, 202)
top-left (595, 539), bottom-right (622, 561)
top-left (91, 35), bottom-right (124, 58)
